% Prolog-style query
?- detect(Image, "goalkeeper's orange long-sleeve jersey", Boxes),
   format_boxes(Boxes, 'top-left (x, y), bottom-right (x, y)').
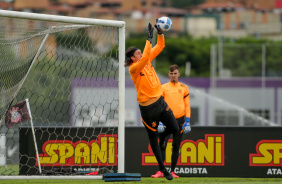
top-left (129, 35), bottom-right (165, 103)
top-left (162, 82), bottom-right (191, 119)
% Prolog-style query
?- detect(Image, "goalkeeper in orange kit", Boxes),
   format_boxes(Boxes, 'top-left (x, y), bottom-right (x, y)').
top-left (151, 64), bottom-right (191, 178)
top-left (124, 23), bottom-right (179, 180)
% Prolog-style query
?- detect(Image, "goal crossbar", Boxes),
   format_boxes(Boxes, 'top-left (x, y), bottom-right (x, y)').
top-left (0, 10), bottom-right (125, 27)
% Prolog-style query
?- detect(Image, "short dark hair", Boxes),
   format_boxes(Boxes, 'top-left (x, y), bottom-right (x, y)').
top-left (169, 64), bottom-right (179, 72)
top-left (124, 47), bottom-right (138, 67)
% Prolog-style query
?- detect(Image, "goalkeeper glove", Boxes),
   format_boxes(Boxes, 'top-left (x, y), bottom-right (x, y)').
top-left (182, 118), bottom-right (191, 134)
top-left (147, 23), bottom-right (154, 43)
top-left (157, 122), bottom-right (166, 133)
top-left (154, 21), bottom-right (163, 35)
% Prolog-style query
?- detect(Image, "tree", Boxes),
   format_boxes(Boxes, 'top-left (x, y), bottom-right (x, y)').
top-left (126, 33), bottom-right (282, 77)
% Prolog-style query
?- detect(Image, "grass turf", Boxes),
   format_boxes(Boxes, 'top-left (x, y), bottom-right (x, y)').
top-left (1, 177), bottom-right (282, 184)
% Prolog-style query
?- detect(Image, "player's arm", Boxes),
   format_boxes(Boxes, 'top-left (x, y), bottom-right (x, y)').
top-left (161, 84), bottom-right (165, 97)
top-left (129, 40), bottom-right (152, 74)
top-left (129, 24), bottom-right (153, 74)
top-left (181, 85), bottom-right (191, 134)
top-left (149, 34), bottom-right (165, 62)
top-left (184, 86), bottom-right (191, 118)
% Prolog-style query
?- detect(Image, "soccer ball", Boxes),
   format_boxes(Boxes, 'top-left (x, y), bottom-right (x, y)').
top-left (156, 17), bottom-right (172, 32)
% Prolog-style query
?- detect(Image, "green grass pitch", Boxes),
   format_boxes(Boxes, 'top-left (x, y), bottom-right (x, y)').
top-left (2, 177), bottom-right (282, 184)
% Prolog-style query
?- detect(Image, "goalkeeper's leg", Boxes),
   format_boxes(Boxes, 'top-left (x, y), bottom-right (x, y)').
top-left (159, 135), bottom-right (170, 162)
top-left (170, 116), bottom-right (185, 173)
top-left (146, 130), bottom-right (172, 180)
top-left (159, 117), bottom-right (184, 169)
top-left (159, 102), bottom-right (179, 145)
top-left (139, 96), bottom-right (178, 180)
top-left (159, 126), bottom-right (182, 175)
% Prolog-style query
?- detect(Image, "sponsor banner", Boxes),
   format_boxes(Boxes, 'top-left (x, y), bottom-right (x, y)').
top-left (126, 127), bottom-right (282, 178)
top-left (19, 128), bottom-right (118, 175)
top-left (20, 127), bottom-right (282, 177)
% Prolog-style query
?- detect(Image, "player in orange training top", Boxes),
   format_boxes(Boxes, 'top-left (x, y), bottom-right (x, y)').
top-left (151, 64), bottom-right (191, 178)
top-left (125, 23), bottom-right (178, 180)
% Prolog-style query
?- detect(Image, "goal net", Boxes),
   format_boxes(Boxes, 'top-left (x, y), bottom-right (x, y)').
top-left (0, 10), bottom-right (125, 179)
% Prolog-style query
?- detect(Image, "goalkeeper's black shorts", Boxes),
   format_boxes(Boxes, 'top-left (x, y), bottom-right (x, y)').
top-left (139, 96), bottom-right (178, 134)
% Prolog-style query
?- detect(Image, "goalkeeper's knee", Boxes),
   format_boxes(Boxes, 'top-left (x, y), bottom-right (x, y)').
top-left (160, 142), bottom-right (166, 151)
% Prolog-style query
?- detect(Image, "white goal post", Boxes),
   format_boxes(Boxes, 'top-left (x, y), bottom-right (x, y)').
top-left (0, 10), bottom-right (125, 179)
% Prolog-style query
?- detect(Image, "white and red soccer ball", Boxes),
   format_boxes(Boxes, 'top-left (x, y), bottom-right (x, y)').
top-left (156, 17), bottom-right (172, 32)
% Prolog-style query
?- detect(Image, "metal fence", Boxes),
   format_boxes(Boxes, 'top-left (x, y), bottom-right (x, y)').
top-left (209, 43), bottom-right (282, 126)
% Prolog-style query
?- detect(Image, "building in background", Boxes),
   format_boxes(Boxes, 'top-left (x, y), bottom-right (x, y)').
top-left (191, 0), bottom-right (282, 39)
top-left (1, 0), bottom-right (282, 39)
top-left (0, 0), bottom-right (13, 10)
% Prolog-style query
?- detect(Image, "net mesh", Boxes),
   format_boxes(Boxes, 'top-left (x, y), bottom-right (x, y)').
top-left (0, 16), bottom-right (120, 175)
